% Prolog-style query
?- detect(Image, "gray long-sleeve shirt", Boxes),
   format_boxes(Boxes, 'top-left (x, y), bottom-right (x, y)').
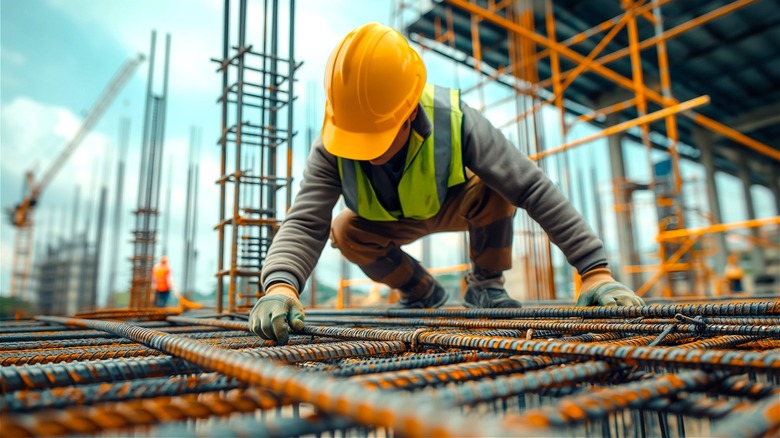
top-left (260, 100), bottom-right (607, 292)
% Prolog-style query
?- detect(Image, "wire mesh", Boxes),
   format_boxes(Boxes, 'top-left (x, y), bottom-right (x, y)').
top-left (1, 300), bottom-right (778, 437)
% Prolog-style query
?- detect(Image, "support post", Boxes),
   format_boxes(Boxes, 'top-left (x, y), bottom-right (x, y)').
top-left (694, 128), bottom-right (727, 273)
top-left (606, 113), bottom-right (639, 290)
top-left (736, 155), bottom-right (766, 277)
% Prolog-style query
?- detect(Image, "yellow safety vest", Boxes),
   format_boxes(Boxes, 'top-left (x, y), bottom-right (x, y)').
top-left (338, 84), bottom-right (466, 221)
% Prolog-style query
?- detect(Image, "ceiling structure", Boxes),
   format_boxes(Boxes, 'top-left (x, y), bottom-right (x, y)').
top-left (406, 0), bottom-right (780, 184)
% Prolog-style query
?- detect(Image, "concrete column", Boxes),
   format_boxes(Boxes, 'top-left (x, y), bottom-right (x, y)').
top-left (694, 128), bottom-right (727, 273)
top-left (606, 114), bottom-right (640, 290)
top-left (767, 166), bottom-right (780, 216)
top-left (422, 237), bottom-right (432, 268)
top-left (737, 155), bottom-right (766, 276)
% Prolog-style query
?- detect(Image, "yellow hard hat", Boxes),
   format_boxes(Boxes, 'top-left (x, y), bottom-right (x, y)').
top-left (322, 22), bottom-right (426, 161)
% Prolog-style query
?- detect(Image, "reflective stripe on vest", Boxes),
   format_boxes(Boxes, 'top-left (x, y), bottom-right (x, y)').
top-left (338, 84), bottom-right (466, 221)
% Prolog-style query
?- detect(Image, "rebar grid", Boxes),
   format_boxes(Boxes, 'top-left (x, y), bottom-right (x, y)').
top-left (0, 301), bottom-right (778, 437)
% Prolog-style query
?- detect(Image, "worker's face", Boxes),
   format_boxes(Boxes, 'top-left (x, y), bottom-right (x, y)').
top-left (369, 107), bottom-right (419, 166)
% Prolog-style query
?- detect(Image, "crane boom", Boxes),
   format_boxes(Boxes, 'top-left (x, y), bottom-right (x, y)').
top-left (7, 54), bottom-right (146, 300)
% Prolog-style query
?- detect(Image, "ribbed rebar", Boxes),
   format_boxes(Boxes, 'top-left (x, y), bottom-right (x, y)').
top-left (313, 351), bottom-right (501, 377)
top-left (242, 340), bottom-right (408, 362)
top-left (711, 376), bottom-right (780, 400)
top-left (32, 315), bottom-right (517, 437)
top-left (0, 329), bottom-right (249, 351)
top-left (305, 316), bottom-right (780, 338)
top-left (73, 308), bottom-right (174, 321)
top-left (183, 330), bottom-right (252, 339)
top-left (557, 332), bottom-right (625, 342)
top-left (0, 320), bottom-right (46, 327)
top-left (0, 337), bottom-right (136, 351)
top-left (0, 299), bottom-right (774, 437)
top-left (0, 325), bottom-right (231, 343)
top-left (594, 317), bottom-right (780, 325)
top-left (704, 317), bottom-right (780, 325)
top-left (0, 344), bottom-right (164, 365)
top-left (167, 315), bottom-right (250, 331)
top-left (305, 301), bottom-right (780, 319)
top-left (0, 335), bottom-right (334, 366)
top-left (457, 329), bottom-right (527, 337)
top-left (740, 339), bottom-right (780, 350)
top-left (0, 386), bottom-right (286, 436)
top-left (505, 370), bottom-right (718, 428)
top-left (0, 340), bottom-right (273, 366)
top-left (424, 331), bottom-right (719, 411)
top-left (0, 356), bottom-right (201, 393)
top-left (638, 395), bottom-right (746, 418)
top-left (152, 412), bottom-right (358, 438)
top-left (351, 355), bottom-right (562, 390)
top-left (0, 334), bottom-right (329, 394)
top-left (0, 321), bottom-right (169, 334)
top-left (601, 332), bottom-right (691, 346)
top-left (676, 335), bottom-right (758, 350)
top-left (302, 326), bottom-right (780, 373)
top-left (1, 372), bottom-right (243, 413)
top-left (430, 360), bottom-right (613, 407)
top-left (419, 332), bottom-right (779, 373)
top-left (711, 389), bottom-right (780, 438)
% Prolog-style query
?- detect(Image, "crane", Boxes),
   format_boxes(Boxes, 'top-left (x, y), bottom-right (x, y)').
top-left (7, 53), bottom-right (145, 301)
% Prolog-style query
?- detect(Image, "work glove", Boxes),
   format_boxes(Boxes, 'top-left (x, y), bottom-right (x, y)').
top-left (576, 267), bottom-right (645, 307)
top-left (249, 283), bottom-right (305, 345)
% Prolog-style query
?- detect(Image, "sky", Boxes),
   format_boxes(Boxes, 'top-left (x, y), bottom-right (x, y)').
top-left (1, 0), bottom-right (408, 303)
top-left (2, 0), bottom-right (776, 306)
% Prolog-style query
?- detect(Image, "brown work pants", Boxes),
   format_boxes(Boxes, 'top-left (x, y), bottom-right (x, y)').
top-left (330, 176), bottom-right (516, 299)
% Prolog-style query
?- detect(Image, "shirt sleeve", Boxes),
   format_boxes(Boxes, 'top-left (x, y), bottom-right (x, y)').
top-left (460, 101), bottom-right (607, 274)
top-left (260, 135), bottom-right (343, 292)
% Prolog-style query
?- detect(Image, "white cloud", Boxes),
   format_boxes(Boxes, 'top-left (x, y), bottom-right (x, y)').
top-left (1, 46), bottom-right (26, 66)
top-left (47, 0), bottom-right (223, 95)
top-left (42, 0), bottom-right (386, 104)
top-left (1, 97), bottom-right (110, 188)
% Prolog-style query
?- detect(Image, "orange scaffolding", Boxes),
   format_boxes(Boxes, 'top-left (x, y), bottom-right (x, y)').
top-left (379, 0), bottom-right (780, 301)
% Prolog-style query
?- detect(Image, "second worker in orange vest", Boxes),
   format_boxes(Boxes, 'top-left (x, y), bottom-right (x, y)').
top-left (152, 256), bottom-right (172, 308)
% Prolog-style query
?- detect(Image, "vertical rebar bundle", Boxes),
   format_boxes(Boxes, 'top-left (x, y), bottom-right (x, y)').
top-left (214, 0), bottom-right (300, 313)
top-left (129, 31), bottom-right (172, 309)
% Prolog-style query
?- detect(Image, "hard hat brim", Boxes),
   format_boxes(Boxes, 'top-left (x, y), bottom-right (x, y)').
top-left (321, 115), bottom-right (402, 161)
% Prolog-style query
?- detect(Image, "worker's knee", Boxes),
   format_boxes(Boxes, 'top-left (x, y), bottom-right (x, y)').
top-left (330, 210), bottom-right (361, 249)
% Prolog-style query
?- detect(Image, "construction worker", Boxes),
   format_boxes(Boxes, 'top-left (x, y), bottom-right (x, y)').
top-left (152, 256), bottom-right (172, 308)
top-left (249, 22), bottom-right (645, 344)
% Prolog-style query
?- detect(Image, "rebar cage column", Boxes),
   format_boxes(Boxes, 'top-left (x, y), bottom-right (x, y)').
top-left (214, 0), bottom-right (299, 313)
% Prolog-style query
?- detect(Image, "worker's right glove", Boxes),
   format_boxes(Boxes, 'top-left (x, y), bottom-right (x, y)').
top-left (249, 283), bottom-right (305, 345)
top-left (576, 266), bottom-right (645, 307)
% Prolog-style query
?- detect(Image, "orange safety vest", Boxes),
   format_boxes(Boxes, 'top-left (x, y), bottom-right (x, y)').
top-left (152, 263), bottom-right (171, 291)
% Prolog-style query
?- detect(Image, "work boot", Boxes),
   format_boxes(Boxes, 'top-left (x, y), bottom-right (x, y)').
top-left (395, 281), bottom-right (448, 309)
top-left (463, 273), bottom-right (522, 308)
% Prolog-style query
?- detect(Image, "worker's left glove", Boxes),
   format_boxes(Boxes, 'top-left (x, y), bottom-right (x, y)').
top-left (576, 266), bottom-right (645, 307)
